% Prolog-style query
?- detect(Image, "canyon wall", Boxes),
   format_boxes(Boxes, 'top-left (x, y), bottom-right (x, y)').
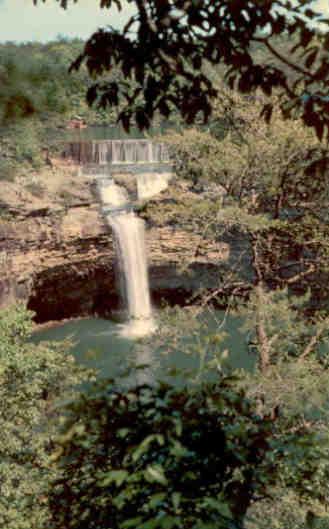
top-left (0, 198), bottom-right (231, 323)
top-left (0, 161), bottom-right (252, 323)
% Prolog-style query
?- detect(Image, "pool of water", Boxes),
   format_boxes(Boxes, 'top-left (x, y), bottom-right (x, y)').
top-left (31, 310), bottom-right (254, 381)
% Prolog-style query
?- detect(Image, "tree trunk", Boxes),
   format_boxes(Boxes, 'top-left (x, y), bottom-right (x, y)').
top-left (252, 237), bottom-right (271, 373)
top-left (255, 283), bottom-right (270, 373)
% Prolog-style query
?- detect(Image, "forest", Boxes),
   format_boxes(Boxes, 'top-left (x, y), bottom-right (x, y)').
top-left (1, 3), bottom-right (329, 529)
top-left (0, 39), bottom-right (120, 182)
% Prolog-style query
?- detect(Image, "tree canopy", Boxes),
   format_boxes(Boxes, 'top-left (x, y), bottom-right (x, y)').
top-left (35, 0), bottom-right (329, 138)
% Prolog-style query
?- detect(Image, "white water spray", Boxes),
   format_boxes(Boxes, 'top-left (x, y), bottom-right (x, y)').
top-left (98, 181), bottom-right (128, 208)
top-left (137, 171), bottom-right (171, 200)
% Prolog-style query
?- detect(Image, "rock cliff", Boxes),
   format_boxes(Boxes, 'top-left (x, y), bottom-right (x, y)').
top-left (0, 165), bottom-right (233, 323)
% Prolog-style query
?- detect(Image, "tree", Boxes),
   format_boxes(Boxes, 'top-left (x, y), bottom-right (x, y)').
top-left (138, 91), bottom-right (329, 526)
top-left (49, 375), bottom-right (329, 529)
top-left (36, 0), bottom-right (329, 137)
top-left (158, 90), bottom-right (329, 373)
top-left (0, 39), bottom-right (121, 181)
top-left (0, 304), bottom-right (88, 529)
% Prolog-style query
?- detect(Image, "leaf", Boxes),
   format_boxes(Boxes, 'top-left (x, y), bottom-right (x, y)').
top-left (136, 108), bottom-right (150, 130)
top-left (144, 464), bottom-right (168, 485)
top-left (160, 515), bottom-right (179, 529)
top-left (99, 470), bottom-right (128, 487)
top-left (260, 103), bottom-right (273, 123)
top-left (117, 428), bottom-right (130, 439)
top-left (315, 119), bottom-right (324, 141)
top-left (305, 49), bottom-right (318, 69)
top-left (132, 434), bottom-right (165, 462)
top-left (169, 439), bottom-right (189, 458)
top-left (147, 492), bottom-right (167, 509)
top-left (172, 492), bottom-right (181, 511)
top-left (86, 84), bottom-right (98, 106)
top-left (121, 517), bottom-right (143, 529)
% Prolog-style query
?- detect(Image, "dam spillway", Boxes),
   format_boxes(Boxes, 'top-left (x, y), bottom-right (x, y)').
top-left (64, 139), bottom-right (170, 165)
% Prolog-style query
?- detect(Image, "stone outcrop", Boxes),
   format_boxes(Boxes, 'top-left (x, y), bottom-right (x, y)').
top-left (0, 164), bottom-right (251, 323)
top-left (0, 197), bottom-right (229, 323)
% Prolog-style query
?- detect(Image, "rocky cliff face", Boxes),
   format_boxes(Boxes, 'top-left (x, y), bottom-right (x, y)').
top-left (0, 167), bottom-right (232, 323)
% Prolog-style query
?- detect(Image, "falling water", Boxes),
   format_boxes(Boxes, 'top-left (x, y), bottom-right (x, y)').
top-left (65, 140), bottom-right (170, 164)
top-left (137, 172), bottom-right (171, 200)
top-left (97, 180), bottom-right (155, 337)
top-left (109, 212), bottom-right (155, 337)
top-left (97, 180), bottom-right (128, 208)
top-left (71, 136), bottom-right (171, 338)
top-left (109, 212), bottom-right (152, 318)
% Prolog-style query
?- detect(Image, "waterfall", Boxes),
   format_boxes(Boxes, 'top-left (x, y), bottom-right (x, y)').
top-left (137, 171), bottom-right (171, 200)
top-left (109, 212), bottom-right (152, 319)
top-left (64, 134), bottom-right (172, 338)
top-left (109, 211), bottom-right (155, 337)
top-left (97, 179), bottom-right (155, 337)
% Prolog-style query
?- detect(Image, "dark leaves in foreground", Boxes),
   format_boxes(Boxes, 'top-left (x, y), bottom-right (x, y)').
top-left (49, 377), bottom-right (325, 529)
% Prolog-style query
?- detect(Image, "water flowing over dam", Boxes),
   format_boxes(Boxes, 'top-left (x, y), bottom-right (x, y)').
top-left (64, 139), bottom-right (170, 165)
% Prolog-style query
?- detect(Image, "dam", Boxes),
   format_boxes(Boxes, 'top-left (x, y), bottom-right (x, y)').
top-left (64, 137), bottom-right (173, 336)
top-left (63, 139), bottom-right (170, 165)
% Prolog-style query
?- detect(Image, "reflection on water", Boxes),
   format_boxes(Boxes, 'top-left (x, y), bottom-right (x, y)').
top-left (31, 310), bottom-right (253, 381)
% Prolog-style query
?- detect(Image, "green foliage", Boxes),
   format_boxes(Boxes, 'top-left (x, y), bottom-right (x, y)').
top-left (0, 38), bottom-right (120, 180)
top-left (164, 129), bottom-right (228, 187)
top-left (0, 39), bottom-right (119, 127)
top-left (247, 489), bottom-right (329, 529)
top-left (49, 374), bottom-right (329, 529)
top-left (42, 0), bottom-right (329, 137)
top-left (162, 91), bottom-right (329, 328)
top-left (240, 289), bottom-right (328, 363)
top-left (0, 120), bottom-right (44, 180)
top-left (0, 304), bottom-right (89, 529)
top-left (150, 91), bottom-right (329, 526)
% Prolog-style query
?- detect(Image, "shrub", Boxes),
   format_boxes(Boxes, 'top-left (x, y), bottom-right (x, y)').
top-left (49, 375), bottom-right (328, 529)
top-left (0, 159), bottom-right (17, 181)
top-left (0, 304), bottom-right (89, 529)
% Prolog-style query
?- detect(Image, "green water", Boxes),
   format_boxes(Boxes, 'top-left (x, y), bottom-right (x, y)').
top-left (31, 310), bottom-right (253, 380)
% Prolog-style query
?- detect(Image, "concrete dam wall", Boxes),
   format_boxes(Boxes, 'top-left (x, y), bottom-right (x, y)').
top-left (64, 139), bottom-right (170, 165)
